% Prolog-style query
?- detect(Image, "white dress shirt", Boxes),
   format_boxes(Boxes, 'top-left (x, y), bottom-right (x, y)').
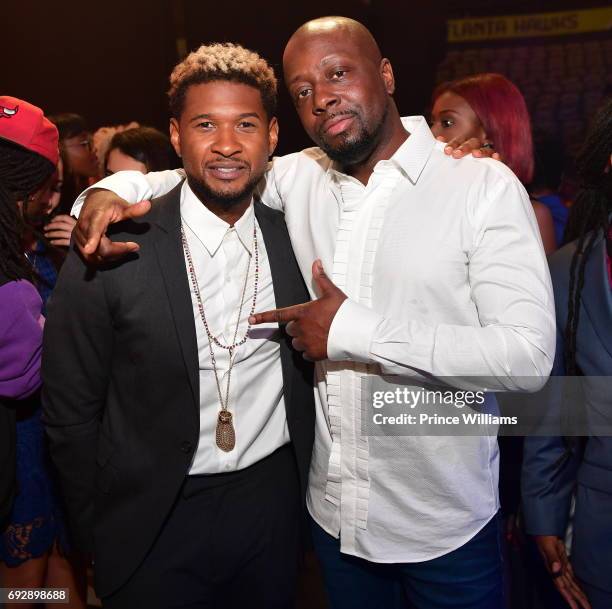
top-left (74, 116), bottom-right (556, 561)
top-left (180, 182), bottom-right (288, 474)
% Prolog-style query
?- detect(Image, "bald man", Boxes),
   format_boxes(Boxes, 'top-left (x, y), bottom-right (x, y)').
top-left (70, 17), bottom-right (555, 609)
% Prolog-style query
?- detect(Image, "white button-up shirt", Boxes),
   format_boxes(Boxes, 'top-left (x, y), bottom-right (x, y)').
top-left (74, 116), bottom-right (555, 561)
top-left (180, 182), bottom-right (288, 474)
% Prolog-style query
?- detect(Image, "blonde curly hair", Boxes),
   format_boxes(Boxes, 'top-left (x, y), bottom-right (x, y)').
top-left (168, 42), bottom-right (277, 119)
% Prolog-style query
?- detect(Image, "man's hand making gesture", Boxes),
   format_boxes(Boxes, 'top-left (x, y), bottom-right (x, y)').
top-left (73, 189), bottom-right (151, 263)
top-left (250, 260), bottom-right (347, 361)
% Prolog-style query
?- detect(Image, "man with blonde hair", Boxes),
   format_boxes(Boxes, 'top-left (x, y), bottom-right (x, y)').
top-left (42, 43), bottom-right (315, 609)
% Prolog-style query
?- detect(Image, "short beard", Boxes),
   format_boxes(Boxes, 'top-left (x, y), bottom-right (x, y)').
top-left (186, 171), bottom-right (262, 209)
top-left (318, 105), bottom-right (388, 167)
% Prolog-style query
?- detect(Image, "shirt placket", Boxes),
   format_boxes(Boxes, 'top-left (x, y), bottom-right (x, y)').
top-left (326, 166), bottom-right (401, 553)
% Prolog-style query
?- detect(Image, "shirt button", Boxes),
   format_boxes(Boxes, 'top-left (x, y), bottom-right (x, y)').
top-left (225, 276), bottom-right (231, 284)
top-left (225, 463), bottom-right (232, 471)
top-left (180, 441), bottom-right (192, 453)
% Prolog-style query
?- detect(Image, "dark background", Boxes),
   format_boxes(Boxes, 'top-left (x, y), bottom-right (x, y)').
top-left (2, 0), bottom-right (607, 155)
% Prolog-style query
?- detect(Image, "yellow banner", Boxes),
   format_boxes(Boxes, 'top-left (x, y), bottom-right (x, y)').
top-left (448, 7), bottom-right (612, 43)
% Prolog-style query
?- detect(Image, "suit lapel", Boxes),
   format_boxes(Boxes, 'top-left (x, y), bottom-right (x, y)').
top-left (582, 233), bottom-right (612, 359)
top-left (151, 183), bottom-right (200, 410)
top-left (254, 201), bottom-right (296, 415)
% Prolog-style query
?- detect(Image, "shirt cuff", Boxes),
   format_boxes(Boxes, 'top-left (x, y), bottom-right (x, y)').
top-left (70, 171), bottom-right (153, 218)
top-left (327, 299), bottom-right (383, 362)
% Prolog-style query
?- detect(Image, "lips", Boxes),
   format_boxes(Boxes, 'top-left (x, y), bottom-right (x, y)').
top-left (323, 113), bottom-right (355, 136)
top-left (206, 163), bottom-right (247, 181)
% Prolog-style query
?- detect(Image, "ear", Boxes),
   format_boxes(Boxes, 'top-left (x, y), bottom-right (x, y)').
top-left (380, 58), bottom-right (395, 95)
top-left (169, 118), bottom-right (181, 158)
top-left (268, 116), bottom-right (279, 158)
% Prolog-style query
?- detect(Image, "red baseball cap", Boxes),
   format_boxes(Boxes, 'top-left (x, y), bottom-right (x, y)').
top-left (0, 96), bottom-right (59, 166)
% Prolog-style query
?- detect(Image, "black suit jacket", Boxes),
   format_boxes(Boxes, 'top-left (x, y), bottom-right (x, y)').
top-left (42, 183), bottom-right (314, 597)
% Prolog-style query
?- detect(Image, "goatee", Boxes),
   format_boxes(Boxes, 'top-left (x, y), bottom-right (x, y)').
top-left (187, 173), bottom-right (261, 209)
top-left (318, 105), bottom-right (388, 167)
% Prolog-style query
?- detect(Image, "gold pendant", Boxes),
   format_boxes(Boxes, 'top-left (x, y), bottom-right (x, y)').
top-left (216, 410), bottom-right (235, 452)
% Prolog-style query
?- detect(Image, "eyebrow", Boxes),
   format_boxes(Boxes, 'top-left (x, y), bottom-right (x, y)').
top-left (189, 112), bottom-right (261, 123)
top-left (288, 55), bottom-right (349, 87)
top-left (436, 109), bottom-right (460, 115)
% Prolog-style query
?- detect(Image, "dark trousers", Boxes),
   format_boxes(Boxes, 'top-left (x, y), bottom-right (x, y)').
top-left (312, 512), bottom-right (505, 609)
top-left (103, 444), bottom-right (301, 609)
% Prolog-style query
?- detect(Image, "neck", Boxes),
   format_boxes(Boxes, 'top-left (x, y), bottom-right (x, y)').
top-left (343, 107), bottom-right (409, 185)
top-left (22, 225), bottom-right (37, 251)
top-left (204, 198), bottom-right (252, 226)
top-left (187, 177), bottom-right (253, 226)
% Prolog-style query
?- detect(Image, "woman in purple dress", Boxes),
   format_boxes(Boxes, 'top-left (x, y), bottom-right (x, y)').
top-left (0, 96), bottom-right (86, 608)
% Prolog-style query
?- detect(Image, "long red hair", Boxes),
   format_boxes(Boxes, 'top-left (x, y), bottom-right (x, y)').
top-left (433, 73), bottom-right (534, 184)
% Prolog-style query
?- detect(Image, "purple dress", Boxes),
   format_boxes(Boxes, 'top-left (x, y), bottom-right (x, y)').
top-left (0, 278), bottom-right (67, 565)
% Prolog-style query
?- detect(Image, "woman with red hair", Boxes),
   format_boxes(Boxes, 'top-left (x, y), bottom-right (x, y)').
top-left (430, 73), bottom-right (557, 254)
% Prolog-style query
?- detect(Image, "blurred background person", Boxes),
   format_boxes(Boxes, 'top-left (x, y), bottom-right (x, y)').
top-left (531, 135), bottom-right (571, 249)
top-left (48, 113), bottom-right (99, 216)
top-left (20, 157), bottom-right (72, 307)
top-left (430, 72), bottom-right (557, 255)
top-left (0, 96), bottom-right (87, 609)
top-left (104, 125), bottom-right (180, 175)
top-left (40, 158), bottom-right (78, 250)
top-left (522, 98), bottom-right (612, 609)
top-left (92, 121), bottom-right (140, 177)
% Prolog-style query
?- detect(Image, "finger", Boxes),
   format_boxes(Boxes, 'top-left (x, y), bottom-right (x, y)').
top-left (249, 304), bottom-right (306, 325)
top-left (49, 238), bottom-right (71, 248)
top-left (291, 337), bottom-right (306, 352)
top-left (312, 259), bottom-right (338, 296)
top-left (443, 136), bottom-right (462, 155)
top-left (44, 224), bottom-right (73, 235)
top-left (122, 200), bottom-right (151, 219)
top-left (47, 215), bottom-right (76, 225)
top-left (302, 352), bottom-right (314, 362)
top-left (492, 152), bottom-right (502, 161)
top-left (80, 210), bottom-right (110, 254)
top-left (452, 138), bottom-right (481, 158)
top-left (52, 213), bottom-right (77, 222)
top-left (44, 230), bottom-right (72, 240)
top-left (45, 219), bottom-right (74, 229)
top-left (554, 586), bottom-right (578, 609)
top-left (476, 146), bottom-right (495, 159)
top-left (96, 236), bottom-right (140, 261)
top-left (564, 576), bottom-right (592, 609)
top-left (286, 321), bottom-right (299, 337)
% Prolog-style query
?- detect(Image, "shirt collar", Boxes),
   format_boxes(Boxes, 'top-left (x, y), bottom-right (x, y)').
top-left (326, 116), bottom-right (437, 186)
top-left (392, 116), bottom-right (437, 184)
top-left (180, 181), bottom-right (254, 256)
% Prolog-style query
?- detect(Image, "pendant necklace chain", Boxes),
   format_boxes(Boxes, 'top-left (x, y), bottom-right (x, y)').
top-left (181, 214), bottom-right (259, 452)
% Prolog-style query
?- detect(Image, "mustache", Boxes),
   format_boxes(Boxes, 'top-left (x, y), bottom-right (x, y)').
top-left (205, 157), bottom-right (250, 168)
top-left (317, 111), bottom-right (357, 132)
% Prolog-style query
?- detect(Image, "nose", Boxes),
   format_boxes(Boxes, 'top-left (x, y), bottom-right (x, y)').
top-left (211, 125), bottom-right (242, 157)
top-left (312, 83), bottom-right (340, 116)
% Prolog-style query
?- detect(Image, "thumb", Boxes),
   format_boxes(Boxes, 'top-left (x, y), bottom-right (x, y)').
top-left (122, 200), bottom-right (151, 220)
top-left (541, 545), bottom-right (563, 574)
top-left (312, 259), bottom-right (335, 296)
